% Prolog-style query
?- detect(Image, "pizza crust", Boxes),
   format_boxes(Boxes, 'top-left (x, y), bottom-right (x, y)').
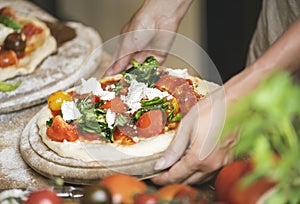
top-left (37, 107), bottom-right (175, 162)
top-left (37, 73), bottom-right (219, 162)
top-left (0, 13), bottom-right (57, 81)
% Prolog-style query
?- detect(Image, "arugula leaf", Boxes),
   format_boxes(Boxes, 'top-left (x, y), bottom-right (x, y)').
top-left (75, 94), bottom-right (113, 142)
top-left (0, 81), bottom-right (21, 92)
top-left (222, 70), bottom-right (300, 203)
top-left (122, 56), bottom-right (161, 87)
top-left (131, 96), bottom-right (182, 124)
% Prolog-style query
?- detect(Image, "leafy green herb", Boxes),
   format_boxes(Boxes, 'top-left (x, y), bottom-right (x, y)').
top-left (0, 15), bottom-right (22, 31)
top-left (222, 70), bottom-right (300, 203)
top-left (46, 117), bottom-right (54, 127)
top-left (75, 94), bottom-right (113, 142)
top-left (0, 81), bottom-right (21, 92)
top-left (112, 83), bottom-right (124, 94)
top-left (131, 96), bottom-right (182, 123)
top-left (122, 56), bottom-right (161, 87)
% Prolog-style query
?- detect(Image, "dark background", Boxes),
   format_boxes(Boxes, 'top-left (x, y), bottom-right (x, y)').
top-left (29, 0), bottom-right (262, 82)
top-left (206, 0), bottom-right (262, 81)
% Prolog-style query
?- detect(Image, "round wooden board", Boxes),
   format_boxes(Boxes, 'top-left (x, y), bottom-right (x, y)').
top-left (20, 110), bottom-right (163, 185)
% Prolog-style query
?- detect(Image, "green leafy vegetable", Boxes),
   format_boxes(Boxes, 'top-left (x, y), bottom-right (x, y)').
top-left (75, 94), bottom-right (113, 142)
top-left (131, 96), bottom-right (182, 124)
top-left (46, 117), bottom-right (54, 127)
top-left (0, 81), bottom-right (21, 92)
top-left (0, 15), bottom-right (22, 31)
top-left (122, 56), bottom-right (161, 87)
top-left (112, 83), bottom-right (124, 94)
top-left (222, 70), bottom-right (300, 203)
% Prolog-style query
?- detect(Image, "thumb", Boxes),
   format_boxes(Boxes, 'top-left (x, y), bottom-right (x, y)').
top-left (154, 120), bottom-right (191, 170)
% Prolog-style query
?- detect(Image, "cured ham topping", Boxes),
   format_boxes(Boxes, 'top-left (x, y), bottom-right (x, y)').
top-left (136, 109), bottom-right (166, 138)
top-left (156, 75), bottom-right (200, 116)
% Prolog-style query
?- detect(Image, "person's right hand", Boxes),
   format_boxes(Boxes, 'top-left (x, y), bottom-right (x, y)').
top-left (105, 0), bottom-right (193, 76)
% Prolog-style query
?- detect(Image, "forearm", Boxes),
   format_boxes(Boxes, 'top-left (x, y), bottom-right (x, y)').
top-left (224, 16), bottom-right (300, 103)
top-left (138, 0), bottom-right (193, 30)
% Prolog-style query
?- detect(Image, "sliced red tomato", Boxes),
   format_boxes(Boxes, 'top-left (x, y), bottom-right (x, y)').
top-left (136, 109), bottom-right (165, 138)
top-left (0, 50), bottom-right (18, 68)
top-left (24, 189), bottom-right (62, 204)
top-left (21, 22), bottom-right (43, 38)
top-left (100, 96), bottom-right (127, 113)
top-left (46, 115), bottom-right (79, 142)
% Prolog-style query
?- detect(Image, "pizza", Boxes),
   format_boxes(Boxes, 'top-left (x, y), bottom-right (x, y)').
top-left (0, 6), bottom-right (56, 81)
top-left (37, 56), bottom-right (219, 161)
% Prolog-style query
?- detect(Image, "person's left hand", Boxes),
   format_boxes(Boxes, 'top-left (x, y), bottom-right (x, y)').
top-left (151, 88), bottom-right (236, 185)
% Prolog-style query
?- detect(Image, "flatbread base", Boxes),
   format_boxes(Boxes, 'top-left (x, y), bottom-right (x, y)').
top-left (0, 36), bottom-right (56, 81)
top-left (20, 108), bottom-right (164, 184)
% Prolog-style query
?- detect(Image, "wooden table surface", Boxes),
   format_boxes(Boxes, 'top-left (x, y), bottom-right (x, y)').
top-left (0, 52), bottom-right (111, 189)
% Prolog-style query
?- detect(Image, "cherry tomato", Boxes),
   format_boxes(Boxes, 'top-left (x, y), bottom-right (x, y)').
top-left (157, 184), bottom-right (190, 201)
top-left (24, 189), bottom-right (62, 204)
top-left (215, 159), bottom-right (276, 204)
top-left (133, 193), bottom-right (160, 204)
top-left (0, 50), bottom-right (18, 68)
top-left (214, 160), bottom-right (252, 202)
top-left (136, 109), bottom-right (165, 138)
top-left (48, 90), bottom-right (72, 114)
top-left (82, 183), bottom-right (112, 204)
top-left (174, 187), bottom-right (208, 204)
top-left (228, 177), bottom-right (276, 204)
top-left (100, 173), bottom-right (147, 204)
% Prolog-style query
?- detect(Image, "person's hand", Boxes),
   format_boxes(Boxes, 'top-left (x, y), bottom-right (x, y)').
top-left (105, 0), bottom-right (193, 76)
top-left (151, 88), bottom-right (236, 185)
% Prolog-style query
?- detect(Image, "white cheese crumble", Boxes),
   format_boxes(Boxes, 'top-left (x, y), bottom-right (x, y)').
top-left (165, 68), bottom-right (188, 78)
top-left (76, 78), bottom-right (115, 100)
top-left (121, 79), bottom-right (170, 113)
top-left (0, 189), bottom-right (29, 204)
top-left (106, 109), bottom-right (116, 129)
top-left (0, 24), bottom-right (14, 44)
top-left (61, 101), bottom-right (82, 121)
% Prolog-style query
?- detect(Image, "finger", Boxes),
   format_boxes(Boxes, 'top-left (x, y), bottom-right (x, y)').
top-left (151, 149), bottom-right (200, 185)
top-left (154, 117), bottom-right (193, 170)
top-left (133, 50), bottom-right (168, 65)
top-left (182, 170), bottom-right (217, 185)
top-left (107, 30), bottom-right (156, 75)
top-left (105, 54), bottom-right (133, 76)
